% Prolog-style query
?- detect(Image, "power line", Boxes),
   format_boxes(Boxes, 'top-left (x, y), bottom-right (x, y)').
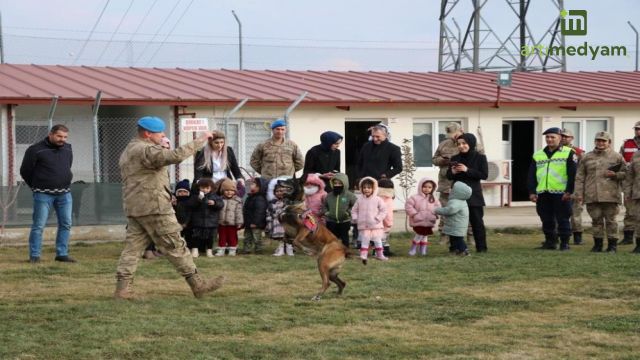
top-left (144, 0), bottom-right (195, 66)
top-left (72, 0), bottom-right (111, 65)
top-left (112, 0), bottom-right (159, 65)
top-left (134, 0), bottom-right (182, 65)
top-left (95, 0), bottom-right (134, 65)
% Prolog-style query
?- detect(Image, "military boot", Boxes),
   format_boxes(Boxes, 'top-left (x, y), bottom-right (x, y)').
top-left (114, 279), bottom-right (134, 300)
top-left (573, 232), bottom-right (583, 245)
top-left (620, 230), bottom-right (634, 245)
top-left (537, 234), bottom-right (557, 250)
top-left (632, 237), bottom-right (640, 253)
top-left (605, 238), bottom-right (618, 253)
top-left (559, 236), bottom-right (570, 251)
top-left (185, 271), bottom-right (225, 298)
top-left (591, 238), bottom-right (604, 253)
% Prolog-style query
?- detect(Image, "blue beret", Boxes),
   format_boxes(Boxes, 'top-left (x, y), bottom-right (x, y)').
top-left (137, 116), bottom-right (166, 133)
top-left (542, 127), bottom-right (562, 135)
top-left (271, 119), bottom-right (287, 129)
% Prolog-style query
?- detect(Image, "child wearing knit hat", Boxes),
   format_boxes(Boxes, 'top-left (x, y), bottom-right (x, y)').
top-left (216, 179), bottom-right (244, 256)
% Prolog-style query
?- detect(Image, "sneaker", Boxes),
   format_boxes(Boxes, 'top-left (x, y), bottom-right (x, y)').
top-left (214, 248), bottom-right (225, 257)
top-left (54, 255), bottom-right (77, 263)
top-left (273, 244), bottom-right (285, 257)
top-left (191, 248), bottom-right (199, 258)
top-left (206, 249), bottom-right (214, 257)
top-left (29, 256), bottom-right (40, 264)
top-left (456, 249), bottom-right (470, 257)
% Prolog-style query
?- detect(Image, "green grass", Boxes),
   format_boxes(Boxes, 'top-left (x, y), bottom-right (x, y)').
top-left (1, 233), bottom-right (639, 359)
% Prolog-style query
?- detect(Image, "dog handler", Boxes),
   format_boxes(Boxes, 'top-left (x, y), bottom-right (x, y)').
top-left (114, 116), bottom-right (225, 299)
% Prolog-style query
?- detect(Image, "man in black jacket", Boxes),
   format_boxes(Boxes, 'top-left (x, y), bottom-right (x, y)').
top-left (356, 125), bottom-right (402, 180)
top-left (20, 124), bottom-right (75, 263)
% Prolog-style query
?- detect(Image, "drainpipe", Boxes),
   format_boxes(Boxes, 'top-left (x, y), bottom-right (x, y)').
top-left (223, 98), bottom-right (249, 135)
top-left (91, 91), bottom-right (102, 183)
top-left (47, 95), bottom-right (59, 130)
top-left (7, 104), bottom-right (14, 185)
top-left (283, 91), bottom-right (308, 140)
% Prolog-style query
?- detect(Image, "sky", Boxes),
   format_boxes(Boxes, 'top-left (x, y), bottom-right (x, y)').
top-left (0, 0), bottom-right (638, 72)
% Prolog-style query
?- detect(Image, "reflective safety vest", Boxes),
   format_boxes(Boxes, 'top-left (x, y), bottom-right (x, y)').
top-left (532, 146), bottom-right (572, 194)
top-left (622, 139), bottom-right (640, 162)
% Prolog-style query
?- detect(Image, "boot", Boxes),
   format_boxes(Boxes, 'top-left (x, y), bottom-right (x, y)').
top-left (559, 236), bottom-right (570, 251)
top-left (632, 237), bottom-right (640, 253)
top-left (375, 247), bottom-right (388, 261)
top-left (206, 249), bottom-right (214, 257)
top-left (419, 242), bottom-right (428, 256)
top-left (360, 248), bottom-right (369, 262)
top-left (114, 279), bottom-right (134, 300)
top-left (605, 238), bottom-right (618, 253)
top-left (214, 247), bottom-right (225, 256)
top-left (383, 245), bottom-right (393, 257)
top-left (620, 230), bottom-right (634, 245)
top-left (273, 243), bottom-right (285, 256)
top-left (591, 238), bottom-right (604, 253)
top-left (191, 248), bottom-right (199, 258)
top-left (228, 247), bottom-right (237, 256)
top-left (573, 232), bottom-right (583, 245)
top-left (408, 242), bottom-right (418, 256)
top-left (537, 234), bottom-right (557, 250)
top-left (285, 243), bottom-right (294, 256)
top-left (185, 271), bottom-right (225, 299)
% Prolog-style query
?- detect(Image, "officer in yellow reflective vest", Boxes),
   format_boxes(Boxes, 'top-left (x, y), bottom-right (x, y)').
top-left (527, 127), bottom-right (578, 250)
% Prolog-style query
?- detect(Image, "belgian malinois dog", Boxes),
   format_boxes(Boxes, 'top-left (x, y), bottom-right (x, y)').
top-left (279, 202), bottom-right (355, 301)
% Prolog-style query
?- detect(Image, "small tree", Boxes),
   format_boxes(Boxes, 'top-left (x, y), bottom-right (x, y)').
top-left (397, 138), bottom-right (417, 231)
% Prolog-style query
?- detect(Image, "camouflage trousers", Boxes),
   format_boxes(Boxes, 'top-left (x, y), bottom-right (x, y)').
top-left (243, 228), bottom-right (264, 253)
top-left (116, 214), bottom-right (196, 281)
top-left (623, 198), bottom-right (637, 231)
top-left (586, 202), bottom-right (619, 239)
top-left (570, 198), bottom-right (584, 233)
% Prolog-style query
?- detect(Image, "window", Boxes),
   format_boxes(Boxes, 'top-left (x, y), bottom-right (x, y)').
top-left (502, 123), bottom-right (511, 142)
top-left (413, 119), bottom-right (464, 168)
top-left (561, 118), bottom-right (608, 149)
top-left (15, 125), bottom-right (49, 144)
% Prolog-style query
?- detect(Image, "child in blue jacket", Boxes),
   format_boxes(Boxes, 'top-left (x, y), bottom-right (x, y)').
top-left (435, 181), bottom-right (472, 256)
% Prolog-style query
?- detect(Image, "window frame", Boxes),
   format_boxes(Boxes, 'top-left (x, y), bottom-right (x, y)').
top-left (561, 117), bottom-right (610, 150)
top-left (412, 118), bottom-right (465, 169)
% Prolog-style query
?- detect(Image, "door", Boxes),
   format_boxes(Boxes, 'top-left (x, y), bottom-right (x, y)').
top-left (345, 120), bottom-right (381, 189)
top-left (509, 121), bottom-right (535, 201)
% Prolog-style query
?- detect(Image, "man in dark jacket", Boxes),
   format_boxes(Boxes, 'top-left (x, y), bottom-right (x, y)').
top-left (20, 124), bottom-right (75, 264)
top-left (356, 125), bottom-right (402, 180)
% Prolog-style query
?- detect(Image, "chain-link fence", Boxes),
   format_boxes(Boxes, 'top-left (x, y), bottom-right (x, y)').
top-left (1, 114), bottom-right (277, 227)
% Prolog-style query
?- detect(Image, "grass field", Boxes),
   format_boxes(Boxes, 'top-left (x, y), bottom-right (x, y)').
top-left (1, 232), bottom-right (639, 359)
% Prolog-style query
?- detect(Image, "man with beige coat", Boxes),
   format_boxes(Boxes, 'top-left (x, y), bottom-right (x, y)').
top-left (624, 151), bottom-right (640, 253)
top-left (114, 116), bottom-right (225, 299)
top-left (575, 131), bottom-right (627, 253)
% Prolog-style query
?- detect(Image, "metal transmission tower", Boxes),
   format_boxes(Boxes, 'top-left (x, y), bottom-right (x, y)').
top-left (438, 0), bottom-right (566, 72)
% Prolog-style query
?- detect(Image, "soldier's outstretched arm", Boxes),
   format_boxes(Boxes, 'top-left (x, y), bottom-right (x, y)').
top-left (142, 131), bottom-right (214, 168)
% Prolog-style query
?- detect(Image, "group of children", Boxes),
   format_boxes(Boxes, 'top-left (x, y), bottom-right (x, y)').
top-left (165, 171), bottom-right (474, 260)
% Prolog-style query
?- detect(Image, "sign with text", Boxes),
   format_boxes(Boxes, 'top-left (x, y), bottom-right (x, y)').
top-left (180, 118), bottom-right (209, 132)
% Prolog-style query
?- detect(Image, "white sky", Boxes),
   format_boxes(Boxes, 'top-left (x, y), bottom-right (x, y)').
top-left (0, 0), bottom-right (638, 71)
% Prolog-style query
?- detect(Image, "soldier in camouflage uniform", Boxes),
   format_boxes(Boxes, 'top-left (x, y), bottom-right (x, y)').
top-left (561, 129), bottom-right (586, 245)
top-left (250, 118), bottom-right (304, 178)
top-left (623, 151), bottom-right (640, 253)
top-left (575, 131), bottom-right (627, 253)
top-left (618, 121), bottom-right (640, 245)
top-left (114, 117), bottom-right (225, 300)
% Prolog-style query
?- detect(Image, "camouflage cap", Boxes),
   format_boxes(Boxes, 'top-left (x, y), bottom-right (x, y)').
top-left (594, 131), bottom-right (612, 141)
top-left (445, 122), bottom-right (462, 134)
top-left (634, 120), bottom-right (640, 128)
top-left (560, 128), bottom-right (574, 137)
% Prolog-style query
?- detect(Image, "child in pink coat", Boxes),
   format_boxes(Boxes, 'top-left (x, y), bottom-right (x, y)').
top-left (377, 178), bottom-right (395, 256)
top-left (351, 177), bottom-right (388, 262)
top-left (303, 173), bottom-right (328, 222)
top-left (405, 177), bottom-right (441, 256)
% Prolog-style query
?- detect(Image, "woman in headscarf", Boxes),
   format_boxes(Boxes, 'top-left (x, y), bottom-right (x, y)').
top-left (446, 133), bottom-right (489, 253)
top-left (194, 132), bottom-right (244, 186)
top-left (303, 131), bottom-right (343, 185)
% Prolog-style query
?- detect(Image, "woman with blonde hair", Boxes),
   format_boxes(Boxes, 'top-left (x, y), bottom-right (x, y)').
top-left (194, 132), bottom-right (244, 186)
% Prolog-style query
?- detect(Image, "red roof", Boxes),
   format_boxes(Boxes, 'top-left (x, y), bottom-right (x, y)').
top-left (1, 63), bottom-right (640, 107)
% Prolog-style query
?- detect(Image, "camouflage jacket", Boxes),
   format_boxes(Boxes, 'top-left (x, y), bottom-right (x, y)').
top-left (250, 138), bottom-right (304, 178)
top-left (574, 148), bottom-right (627, 204)
top-left (119, 137), bottom-right (205, 217)
top-left (432, 138), bottom-right (458, 193)
top-left (624, 151), bottom-right (640, 200)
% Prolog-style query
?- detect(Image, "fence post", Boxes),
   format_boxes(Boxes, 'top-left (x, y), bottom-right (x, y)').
top-left (92, 91), bottom-right (102, 183)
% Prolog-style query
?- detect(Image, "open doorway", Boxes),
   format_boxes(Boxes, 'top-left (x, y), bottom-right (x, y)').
top-left (507, 120), bottom-right (535, 201)
top-left (345, 120), bottom-right (381, 188)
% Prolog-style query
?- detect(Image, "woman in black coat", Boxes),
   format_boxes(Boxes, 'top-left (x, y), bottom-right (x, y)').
top-left (446, 133), bottom-right (489, 252)
top-left (303, 131), bottom-right (343, 185)
top-left (194, 132), bottom-right (243, 184)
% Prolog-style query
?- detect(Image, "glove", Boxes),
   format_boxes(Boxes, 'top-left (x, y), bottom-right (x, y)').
top-left (198, 191), bottom-right (205, 200)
